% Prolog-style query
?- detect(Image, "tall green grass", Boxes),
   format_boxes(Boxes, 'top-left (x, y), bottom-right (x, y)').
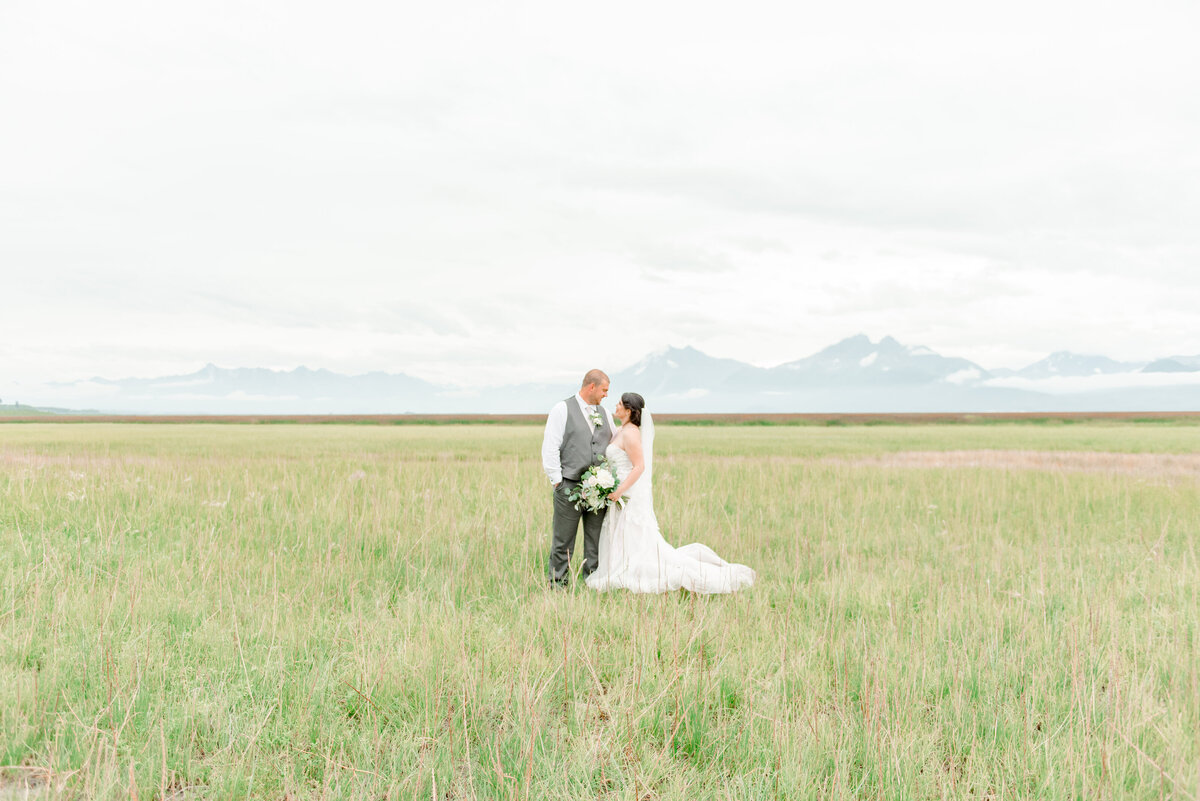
top-left (1, 424), bottom-right (1197, 799)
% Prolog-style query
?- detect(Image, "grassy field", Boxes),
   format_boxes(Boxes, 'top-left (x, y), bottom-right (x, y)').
top-left (1, 423), bottom-right (1198, 799)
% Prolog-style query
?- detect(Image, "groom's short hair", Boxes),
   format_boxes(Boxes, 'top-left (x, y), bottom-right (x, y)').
top-left (581, 369), bottom-right (609, 388)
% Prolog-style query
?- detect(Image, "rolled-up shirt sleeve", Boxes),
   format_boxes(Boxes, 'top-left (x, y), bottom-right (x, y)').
top-left (541, 401), bottom-right (568, 484)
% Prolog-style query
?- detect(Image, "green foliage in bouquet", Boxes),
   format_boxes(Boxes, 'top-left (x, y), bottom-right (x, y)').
top-left (566, 458), bottom-right (626, 513)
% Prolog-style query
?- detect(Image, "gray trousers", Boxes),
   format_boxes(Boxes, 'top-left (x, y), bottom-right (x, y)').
top-left (549, 478), bottom-right (606, 583)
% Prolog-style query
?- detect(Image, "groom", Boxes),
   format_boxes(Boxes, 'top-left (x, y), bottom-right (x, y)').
top-left (541, 369), bottom-right (614, 587)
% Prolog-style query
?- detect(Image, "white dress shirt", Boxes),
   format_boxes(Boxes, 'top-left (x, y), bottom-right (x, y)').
top-left (541, 393), bottom-right (615, 485)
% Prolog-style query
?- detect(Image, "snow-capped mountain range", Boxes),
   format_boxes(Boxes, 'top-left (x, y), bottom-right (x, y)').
top-left (7, 335), bottom-right (1200, 414)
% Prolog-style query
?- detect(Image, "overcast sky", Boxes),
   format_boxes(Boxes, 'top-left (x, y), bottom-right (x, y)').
top-left (2, 0), bottom-right (1198, 388)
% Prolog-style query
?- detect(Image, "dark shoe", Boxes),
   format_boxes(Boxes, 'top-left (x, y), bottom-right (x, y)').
top-left (548, 578), bottom-right (569, 590)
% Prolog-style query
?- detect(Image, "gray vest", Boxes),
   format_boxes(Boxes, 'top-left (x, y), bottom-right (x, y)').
top-left (560, 396), bottom-right (613, 481)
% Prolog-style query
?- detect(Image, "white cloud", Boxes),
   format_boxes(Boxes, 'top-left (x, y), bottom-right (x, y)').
top-left (944, 368), bottom-right (982, 385)
top-left (983, 371), bottom-right (1200, 395)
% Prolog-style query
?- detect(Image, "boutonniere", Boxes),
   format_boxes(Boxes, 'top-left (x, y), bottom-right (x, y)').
top-left (588, 411), bottom-right (603, 428)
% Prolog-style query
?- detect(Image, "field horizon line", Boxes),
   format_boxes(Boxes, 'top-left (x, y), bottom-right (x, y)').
top-left (2, 411), bottom-right (1200, 426)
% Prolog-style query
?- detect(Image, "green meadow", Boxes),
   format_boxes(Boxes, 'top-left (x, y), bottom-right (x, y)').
top-left (1, 422), bottom-right (1198, 799)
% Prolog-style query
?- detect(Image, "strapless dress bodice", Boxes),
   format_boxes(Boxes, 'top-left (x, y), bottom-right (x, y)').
top-left (605, 442), bottom-right (633, 480)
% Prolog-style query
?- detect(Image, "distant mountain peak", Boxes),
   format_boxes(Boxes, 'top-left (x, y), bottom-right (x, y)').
top-left (776, 334), bottom-right (988, 385)
top-left (1142, 358), bottom-right (1200, 374)
top-left (25, 337), bottom-right (1200, 414)
top-left (1017, 351), bottom-right (1144, 379)
top-left (615, 344), bottom-right (755, 396)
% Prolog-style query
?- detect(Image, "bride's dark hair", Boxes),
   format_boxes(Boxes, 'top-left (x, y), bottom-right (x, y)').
top-left (620, 392), bottom-right (645, 427)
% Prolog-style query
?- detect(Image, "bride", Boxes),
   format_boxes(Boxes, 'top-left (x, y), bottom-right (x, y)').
top-left (585, 393), bottom-right (756, 594)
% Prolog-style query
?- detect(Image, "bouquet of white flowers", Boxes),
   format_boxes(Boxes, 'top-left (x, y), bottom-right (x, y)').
top-left (567, 459), bottom-right (627, 513)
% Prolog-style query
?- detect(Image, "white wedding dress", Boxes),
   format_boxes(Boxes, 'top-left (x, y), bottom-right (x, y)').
top-left (585, 415), bottom-right (755, 594)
